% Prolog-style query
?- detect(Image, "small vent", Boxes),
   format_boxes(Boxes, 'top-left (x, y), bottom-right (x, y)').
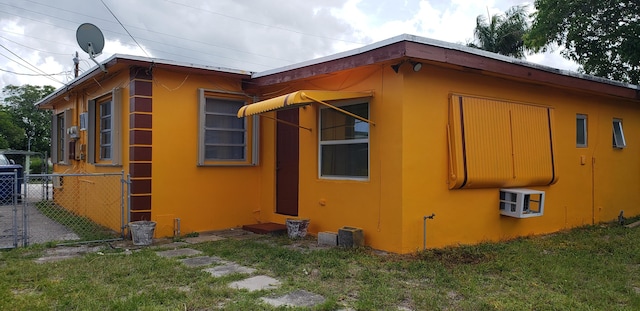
top-left (499, 188), bottom-right (544, 218)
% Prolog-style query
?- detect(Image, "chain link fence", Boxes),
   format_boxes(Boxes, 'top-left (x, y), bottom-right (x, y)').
top-left (0, 172), bottom-right (127, 249)
top-left (0, 171), bottom-right (21, 249)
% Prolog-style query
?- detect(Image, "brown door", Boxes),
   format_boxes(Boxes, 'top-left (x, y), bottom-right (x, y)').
top-left (276, 109), bottom-right (299, 216)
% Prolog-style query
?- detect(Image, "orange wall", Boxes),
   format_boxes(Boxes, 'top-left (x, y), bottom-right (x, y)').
top-left (401, 63), bottom-right (640, 253)
top-left (258, 65), bottom-right (406, 251)
top-left (50, 60), bottom-right (640, 254)
top-left (257, 61), bottom-right (640, 254)
top-left (150, 69), bottom-right (262, 237)
top-left (50, 67), bottom-right (263, 238)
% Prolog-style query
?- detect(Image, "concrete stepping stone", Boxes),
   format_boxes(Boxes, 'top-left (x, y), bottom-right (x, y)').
top-left (229, 275), bottom-right (281, 292)
top-left (155, 248), bottom-right (202, 258)
top-left (34, 245), bottom-right (105, 264)
top-left (202, 263), bottom-right (256, 277)
top-left (179, 256), bottom-right (225, 267)
top-left (261, 289), bottom-right (326, 307)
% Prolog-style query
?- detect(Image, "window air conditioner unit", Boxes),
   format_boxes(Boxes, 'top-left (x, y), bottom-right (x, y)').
top-left (499, 188), bottom-right (544, 218)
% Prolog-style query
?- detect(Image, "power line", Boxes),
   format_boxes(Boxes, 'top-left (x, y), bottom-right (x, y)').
top-left (1, 2), bottom-right (294, 64)
top-left (0, 34), bottom-right (71, 56)
top-left (0, 44), bottom-right (64, 84)
top-left (0, 67), bottom-right (70, 77)
top-left (99, 0), bottom-right (150, 57)
top-left (1, 10), bottom-right (283, 69)
top-left (0, 5), bottom-right (289, 67)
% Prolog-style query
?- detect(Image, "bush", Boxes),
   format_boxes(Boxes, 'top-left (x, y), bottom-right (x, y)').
top-left (29, 157), bottom-right (49, 174)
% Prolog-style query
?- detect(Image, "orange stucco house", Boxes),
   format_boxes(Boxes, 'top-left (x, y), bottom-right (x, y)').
top-left (37, 34), bottom-right (640, 253)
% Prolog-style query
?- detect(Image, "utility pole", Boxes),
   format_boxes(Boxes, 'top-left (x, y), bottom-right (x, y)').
top-left (73, 51), bottom-right (79, 78)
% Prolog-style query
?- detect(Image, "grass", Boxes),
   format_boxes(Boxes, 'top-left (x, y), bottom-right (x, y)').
top-left (35, 201), bottom-right (120, 242)
top-left (1, 219), bottom-right (640, 310)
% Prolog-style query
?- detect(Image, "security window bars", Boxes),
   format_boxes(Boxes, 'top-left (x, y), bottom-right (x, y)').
top-left (613, 118), bottom-right (626, 149)
top-left (576, 114), bottom-right (587, 148)
top-left (319, 102), bottom-right (369, 179)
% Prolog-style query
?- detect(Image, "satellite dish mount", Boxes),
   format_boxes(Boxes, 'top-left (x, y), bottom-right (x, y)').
top-left (76, 23), bottom-right (107, 73)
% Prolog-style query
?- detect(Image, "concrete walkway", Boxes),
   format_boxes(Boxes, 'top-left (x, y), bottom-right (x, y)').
top-left (33, 230), bottom-right (329, 309)
top-left (154, 234), bottom-right (328, 308)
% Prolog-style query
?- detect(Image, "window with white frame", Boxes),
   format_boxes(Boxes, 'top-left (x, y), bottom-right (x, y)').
top-left (198, 89), bottom-right (258, 166)
top-left (576, 114), bottom-right (587, 147)
top-left (613, 118), bottom-right (626, 149)
top-left (88, 88), bottom-right (122, 165)
top-left (319, 101), bottom-right (369, 179)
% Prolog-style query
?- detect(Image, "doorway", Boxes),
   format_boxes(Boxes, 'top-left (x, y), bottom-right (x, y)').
top-left (275, 109), bottom-right (299, 216)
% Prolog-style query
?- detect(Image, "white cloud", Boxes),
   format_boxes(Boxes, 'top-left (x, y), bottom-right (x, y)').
top-left (0, 0), bottom-right (580, 93)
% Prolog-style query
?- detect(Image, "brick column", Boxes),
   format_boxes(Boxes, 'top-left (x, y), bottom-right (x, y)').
top-left (129, 67), bottom-right (153, 221)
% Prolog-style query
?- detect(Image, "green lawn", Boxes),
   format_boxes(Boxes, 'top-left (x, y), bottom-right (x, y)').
top-left (1, 219), bottom-right (639, 310)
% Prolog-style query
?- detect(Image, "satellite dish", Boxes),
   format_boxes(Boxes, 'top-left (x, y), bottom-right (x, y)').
top-left (76, 23), bottom-right (107, 73)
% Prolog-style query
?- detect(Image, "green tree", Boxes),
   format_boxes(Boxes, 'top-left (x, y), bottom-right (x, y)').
top-left (526, 0), bottom-right (640, 84)
top-left (0, 108), bottom-right (25, 149)
top-left (467, 6), bottom-right (531, 58)
top-left (1, 85), bottom-right (54, 154)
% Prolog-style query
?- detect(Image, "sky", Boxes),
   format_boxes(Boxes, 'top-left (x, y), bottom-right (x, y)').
top-left (0, 0), bottom-right (580, 93)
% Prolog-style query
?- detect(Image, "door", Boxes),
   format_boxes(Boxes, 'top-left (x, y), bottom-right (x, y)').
top-left (276, 109), bottom-right (299, 216)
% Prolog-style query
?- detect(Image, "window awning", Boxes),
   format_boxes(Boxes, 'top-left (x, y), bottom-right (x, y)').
top-left (237, 90), bottom-right (374, 124)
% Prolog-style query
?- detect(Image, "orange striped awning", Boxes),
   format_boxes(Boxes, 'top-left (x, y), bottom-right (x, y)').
top-left (237, 90), bottom-right (373, 118)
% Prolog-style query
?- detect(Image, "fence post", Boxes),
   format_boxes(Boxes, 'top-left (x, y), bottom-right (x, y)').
top-left (120, 171), bottom-right (126, 239)
top-left (12, 170), bottom-right (18, 248)
top-left (22, 174), bottom-right (28, 247)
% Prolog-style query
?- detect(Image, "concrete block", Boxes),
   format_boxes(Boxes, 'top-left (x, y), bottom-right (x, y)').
top-left (338, 227), bottom-right (364, 248)
top-left (229, 275), bottom-right (281, 292)
top-left (317, 232), bottom-right (338, 246)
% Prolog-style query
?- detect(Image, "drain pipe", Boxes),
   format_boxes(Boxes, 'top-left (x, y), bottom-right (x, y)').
top-left (423, 213), bottom-right (436, 250)
top-left (174, 218), bottom-right (181, 238)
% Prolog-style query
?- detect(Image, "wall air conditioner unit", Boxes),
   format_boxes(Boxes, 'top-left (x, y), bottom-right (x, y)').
top-left (499, 188), bottom-right (544, 218)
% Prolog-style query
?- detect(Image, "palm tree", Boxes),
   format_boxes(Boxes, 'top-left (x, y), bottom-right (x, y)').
top-left (467, 6), bottom-right (530, 59)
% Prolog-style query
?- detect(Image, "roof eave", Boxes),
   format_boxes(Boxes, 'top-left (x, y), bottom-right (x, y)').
top-left (36, 54), bottom-right (254, 109)
top-left (249, 34), bottom-right (639, 100)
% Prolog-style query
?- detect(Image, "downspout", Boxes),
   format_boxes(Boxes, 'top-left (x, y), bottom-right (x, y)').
top-left (423, 213), bottom-right (436, 250)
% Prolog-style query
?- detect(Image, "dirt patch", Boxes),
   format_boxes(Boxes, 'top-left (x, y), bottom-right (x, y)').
top-left (418, 247), bottom-right (494, 268)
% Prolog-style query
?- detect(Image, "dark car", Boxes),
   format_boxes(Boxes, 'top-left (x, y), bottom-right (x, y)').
top-left (0, 154), bottom-right (23, 205)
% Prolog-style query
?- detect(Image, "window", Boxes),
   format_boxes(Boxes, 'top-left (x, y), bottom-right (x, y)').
top-left (613, 118), bottom-right (626, 148)
top-left (56, 113), bottom-right (66, 161)
top-left (319, 101), bottom-right (369, 179)
top-left (198, 89), bottom-right (258, 166)
top-left (88, 88), bottom-right (122, 165)
top-left (51, 109), bottom-right (73, 164)
top-left (99, 99), bottom-right (112, 159)
top-left (576, 114), bottom-right (587, 147)
top-left (447, 95), bottom-right (557, 189)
